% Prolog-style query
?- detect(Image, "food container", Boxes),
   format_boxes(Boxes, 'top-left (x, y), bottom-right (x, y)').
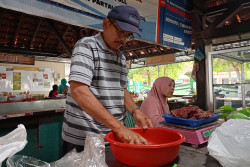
top-left (105, 127), bottom-right (185, 167)
top-left (162, 113), bottom-right (222, 128)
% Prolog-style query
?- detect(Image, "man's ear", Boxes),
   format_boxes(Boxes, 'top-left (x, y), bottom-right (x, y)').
top-left (103, 18), bottom-right (110, 30)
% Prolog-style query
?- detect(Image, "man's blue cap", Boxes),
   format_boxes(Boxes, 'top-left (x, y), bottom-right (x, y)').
top-left (107, 5), bottom-right (141, 37)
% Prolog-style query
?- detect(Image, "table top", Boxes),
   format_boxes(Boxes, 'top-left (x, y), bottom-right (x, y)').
top-left (105, 144), bottom-right (222, 167)
top-left (0, 99), bottom-right (66, 116)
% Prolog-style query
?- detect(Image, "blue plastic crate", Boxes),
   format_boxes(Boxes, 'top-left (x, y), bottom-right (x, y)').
top-left (162, 113), bottom-right (221, 128)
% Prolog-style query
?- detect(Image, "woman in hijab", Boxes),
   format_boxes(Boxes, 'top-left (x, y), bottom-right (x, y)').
top-left (58, 78), bottom-right (68, 95)
top-left (49, 84), bottom-right (59, 98)
top-left (140, 77), bottom-right (175, 127)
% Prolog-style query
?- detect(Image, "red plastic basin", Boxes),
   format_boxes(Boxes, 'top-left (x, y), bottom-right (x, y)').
top-left (105, 127), bottom-right (185, 167)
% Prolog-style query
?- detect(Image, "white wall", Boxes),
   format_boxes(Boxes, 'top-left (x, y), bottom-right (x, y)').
top-left (0, 61), bottom-right (69, 96)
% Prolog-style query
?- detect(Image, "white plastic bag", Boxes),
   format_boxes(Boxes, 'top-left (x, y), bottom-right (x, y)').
top-left (6, 155), bottom-right (50, 167)
top-left (0, 124), bottom-right (27, 165)
top-left (207, 119), bottom-right (250, 167)
top-left (51, 134), bottom-right (108, 167)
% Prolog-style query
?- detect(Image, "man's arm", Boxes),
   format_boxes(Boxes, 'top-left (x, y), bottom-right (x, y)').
top-left (70, 81), bottom-right (149, 144)
top-left (124, 88), bottom-right (153, 128)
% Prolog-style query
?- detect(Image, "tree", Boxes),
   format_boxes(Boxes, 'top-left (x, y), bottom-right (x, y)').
top-left (213, 58), bottom-right (241, 81)
top-left (158, 63), bottom-right (189, 80)
top-left (128, 61), bottom-right (193, 85)
top-left (244, 62), bottom-right (250, 81)
top-left (127, 67), bottom-right (145, 80)
top-left (128, 66), bottom-right (158, 85)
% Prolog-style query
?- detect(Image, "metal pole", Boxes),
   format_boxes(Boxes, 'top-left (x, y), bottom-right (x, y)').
top-left (241, 63), bottom-right (246, 108)
top-left (206, 44), bottom-right (213, 111)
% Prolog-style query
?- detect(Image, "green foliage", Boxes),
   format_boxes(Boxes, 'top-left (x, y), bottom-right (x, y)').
top-left (128, 61), bottom-right (193, 84)
top-left (244, 62), bottom-right (250, 80)
top-left (217, 105), bottom-right (235, 112)
top-left (213, 58), bottom-right (250, 82)
top-left (221, 112), bottom-right (230, 118)
top-left (128, 66), bottom-right (158, 84)
top-left (147, 66), bottom-right (160, 82)
top-left (128, 67), bottom-right (147, 79)
top-left (217, 105), bottom-right (236, 118)
top-left (159, 63), bottom-right (185, 80)
top-left (213, 58), bottom-right (240, 72)
top-left (217, 105), bottom-right (250, 119)
top-left (238, 108), bottom-right (250, 117)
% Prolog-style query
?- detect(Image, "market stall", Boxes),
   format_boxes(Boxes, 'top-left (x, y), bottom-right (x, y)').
top-left (0, 0), bottom-right (250, 166)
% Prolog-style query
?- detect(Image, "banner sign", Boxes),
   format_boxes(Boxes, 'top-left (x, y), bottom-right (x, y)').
top-left (157, 0), bottom-right (192, 50)
top-left (0, 53), bottom-right (35, 65)
top-left (13, 67), bottom-right (38, 71)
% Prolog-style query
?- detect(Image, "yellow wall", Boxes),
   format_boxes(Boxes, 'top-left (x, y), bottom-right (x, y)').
top-left (0, 61), bottom-right (67, 96)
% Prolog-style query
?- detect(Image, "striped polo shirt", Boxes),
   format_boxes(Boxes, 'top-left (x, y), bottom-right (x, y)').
top-left (62, 33), bottom-right (128, 146)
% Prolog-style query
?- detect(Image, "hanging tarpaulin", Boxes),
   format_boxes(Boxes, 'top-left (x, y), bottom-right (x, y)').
top-left (157, 0), bottom-right (192, 50)
top-left (0, 0), bottom-right (159, 43)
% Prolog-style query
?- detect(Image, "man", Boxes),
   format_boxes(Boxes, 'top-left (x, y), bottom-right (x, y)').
top-left (61, 5), bottom-right (153, 156)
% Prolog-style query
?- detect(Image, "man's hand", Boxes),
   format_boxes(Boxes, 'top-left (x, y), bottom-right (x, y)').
top-left (133, 109), bottom-right (154, 128)
top-left (113, 126), bottom-right (149, 144)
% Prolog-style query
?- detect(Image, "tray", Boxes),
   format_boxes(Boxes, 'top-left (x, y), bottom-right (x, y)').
top-left (162, 113), bottom-right (222, 128)
top-left (160, 120), bottom-right (221, 130)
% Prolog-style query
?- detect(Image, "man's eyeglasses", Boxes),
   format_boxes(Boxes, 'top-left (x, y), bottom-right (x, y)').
top-left (109, 20), bottom-right (134, 41)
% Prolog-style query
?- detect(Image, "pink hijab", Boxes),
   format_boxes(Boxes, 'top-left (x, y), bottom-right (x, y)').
top-left (140, 77), bottom-right (173, 127)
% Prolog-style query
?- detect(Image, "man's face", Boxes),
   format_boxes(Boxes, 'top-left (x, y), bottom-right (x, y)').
top-left (104, 19), bottom-right (134, 50)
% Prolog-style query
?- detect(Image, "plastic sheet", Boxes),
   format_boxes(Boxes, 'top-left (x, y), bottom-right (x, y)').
top-left (51, 134), bottom-right (108, 167)
top-left (208, 119), bottom-right (250, 167)
top-left (6, 155), bottom-right (50, 167)
top-left (0, 124), bottom-right (27, 165)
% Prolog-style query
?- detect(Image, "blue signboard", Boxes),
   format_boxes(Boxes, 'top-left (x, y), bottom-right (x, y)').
top-left (158, 0), bottom-right (192, 50)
